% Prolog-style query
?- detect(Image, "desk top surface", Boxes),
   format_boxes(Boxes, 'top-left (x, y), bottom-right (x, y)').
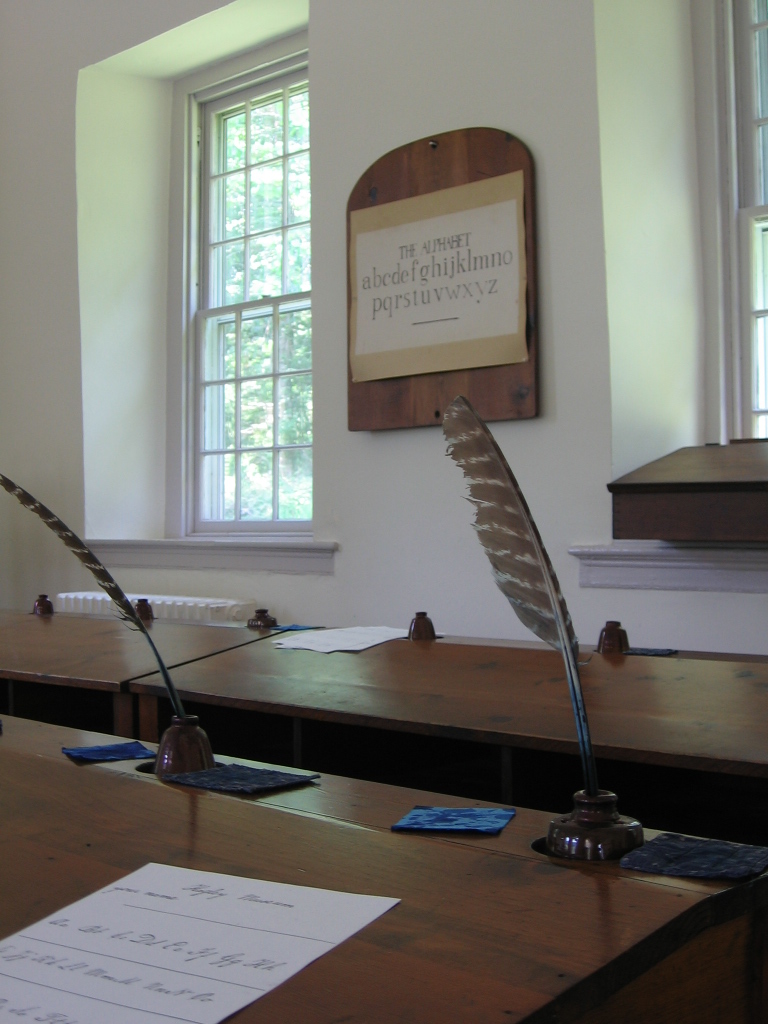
top-left (0, 716), bottom-right (758, 1024)
top-left (127, 636), bottom-right (768, 777)
top-left (0, 610), bottom-right (270, 690)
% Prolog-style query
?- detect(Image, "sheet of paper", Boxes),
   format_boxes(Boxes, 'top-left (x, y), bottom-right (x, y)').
top-left (273, 626), bottom-right (409, 652)
top-left (0, 862), bottom-right (398, 1024)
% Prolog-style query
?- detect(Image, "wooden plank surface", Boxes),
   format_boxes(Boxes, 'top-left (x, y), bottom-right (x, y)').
top-left (0, 610), bottom-right (271, 689)
top-left (128, 637), bottom-right (768, 777)
top-left (0, 716), bottom-right (764, 1023)
top-left (609, 443), bottom-right (768, 490)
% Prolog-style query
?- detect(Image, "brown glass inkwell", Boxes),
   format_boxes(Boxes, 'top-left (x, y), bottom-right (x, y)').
top-left (408, 611), bottom-right (436, 641)
top-left (33, 594), bottom-right (54, 616)
top-left (248, 608), bottom-right (277, 629)
top-left (597, 620), bottom-right (629, 655)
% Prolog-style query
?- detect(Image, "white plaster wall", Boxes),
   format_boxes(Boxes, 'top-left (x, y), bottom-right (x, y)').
top-left (0, 0), bottom-right (245, 606)
top-left (77, 70), bottom-right (172, 539)
top-left (595, 0), bottom-right (704, 478)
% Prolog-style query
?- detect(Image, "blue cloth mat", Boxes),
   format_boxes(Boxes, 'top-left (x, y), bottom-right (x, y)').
top-left (392, 806), bottom-right (516, 835)
top-left (621, 832), bottom-right (768, 879)
top-left (626, 647), bottom-right (678, 657)
top-left (164, 764), bottom-right (320, 794)
top-left (62, 741), bottom-right (155, 763)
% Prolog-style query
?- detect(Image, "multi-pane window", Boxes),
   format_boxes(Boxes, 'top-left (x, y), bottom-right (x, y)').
top-left (198, 79), bottom-right (311, 528)
top-left (738, 1), bottom-right (768, 434)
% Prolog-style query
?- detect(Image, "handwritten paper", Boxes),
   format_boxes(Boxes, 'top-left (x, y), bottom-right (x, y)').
top-left (0, 862), bottom-right (399, 1024)
top-left (273, 626), bottom-right (409, 652)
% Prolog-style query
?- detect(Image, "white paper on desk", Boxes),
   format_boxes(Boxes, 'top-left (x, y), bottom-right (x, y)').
top-left (0, 862), bottom-right (399, 1024)
top-left (273, 625), bottom-right (409, 652)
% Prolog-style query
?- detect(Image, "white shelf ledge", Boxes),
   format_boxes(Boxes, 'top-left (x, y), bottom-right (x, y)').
top-left (569, 540), bottom-right (768, 593)
top-left (87, 537), bottom-right (338, 575)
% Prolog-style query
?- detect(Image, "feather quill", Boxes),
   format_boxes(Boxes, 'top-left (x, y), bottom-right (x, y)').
top-left (0, 473), bottom-right (186, 720)
top-left (442, 396), bottom-right (598, 796)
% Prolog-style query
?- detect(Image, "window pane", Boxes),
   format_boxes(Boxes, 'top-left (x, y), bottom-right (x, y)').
top-left (241, 450), bottom-right (273, 520)
top-left (249, 161), bottom-right (283, 233)
top-left (211, 173), bottom-right (245, 242)
top-left (287, 153), bottom-right (310, 224)
top-left (251, 96), bottom-right (283, 164)
top-left (278, 447), bottom-right (312, 520)
top-left (288, 89), bottom-right (309, 153)
top-left (241, 311), bottom-right (273, 376)
top-left (240, 378), bottom-right (274, 448)
top-left (278, 374), bottom-right (312, 445)
top-left (201, 453), bottom-right (236, 520)
top-left (203, 318), bottom-right (236, 381)
top-left (755, 315), bottom-right (768, 411)
top-left (278, 306), bottom-right (311, 371)
top-left (758, 125), bottom-right (768, 206)
top-left (756, 413), bottom-right (768, 437)
top-left (757, 29), bottom-right (768, 120)
top-left (211, 242), bottom-right (245, 305)
top-left (248, 232), bottom-right (283, 299)
top-left (285, 225), bottom-right (311, 293)
top-left (221, 111), bottom-right (246, 172)
top-left (203, 383), bottom-right (235, 450)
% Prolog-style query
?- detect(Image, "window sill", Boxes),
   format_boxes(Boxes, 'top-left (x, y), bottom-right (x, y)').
top-left (87, 537), bottom-right (337, 575)
top-left (569, 541), bottom-right (768, 593)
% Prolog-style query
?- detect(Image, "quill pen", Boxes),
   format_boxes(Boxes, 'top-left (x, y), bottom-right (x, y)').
top-left (0, 473), bottom-right (186, 720)
top-left (442, 396), bottom-right (599, 797)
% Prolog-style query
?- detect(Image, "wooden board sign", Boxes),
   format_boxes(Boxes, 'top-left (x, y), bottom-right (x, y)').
top-left (347, 127), bottom-right (538, 431)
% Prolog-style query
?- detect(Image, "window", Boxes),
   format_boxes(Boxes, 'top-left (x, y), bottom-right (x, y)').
top-left (196, 75), bottom-right (311, 531)
top-left (736, 0), bottom-right (768, 435)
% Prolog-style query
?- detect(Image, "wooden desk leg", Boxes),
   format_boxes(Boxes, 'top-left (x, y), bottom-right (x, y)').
top-left (292, 718), bottom-right (302, 768)
top-left (500, 746), bottom-right (513, 804)
top-left (138, 695), bottom-right (159, 743)
top-left (112, 693), bottom-right (134, 738)
top-left (7, 680), bottom-right (13, 717)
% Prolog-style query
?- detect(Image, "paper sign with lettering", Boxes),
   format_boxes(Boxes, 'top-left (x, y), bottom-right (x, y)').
top-left (0, 862), bottom-right (398, 1024)
top-left (349, 171), bottom-right (527, 381)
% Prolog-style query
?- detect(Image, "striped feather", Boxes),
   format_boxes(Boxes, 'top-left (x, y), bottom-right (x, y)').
top-left (443, 397), bottom-right (598, 795)
top-left (0, 473), bottom-right (186, 720)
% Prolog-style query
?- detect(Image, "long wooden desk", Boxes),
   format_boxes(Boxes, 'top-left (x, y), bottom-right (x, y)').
top-left (0, 610), bottom-right (271, 735)
top-left (124, 636), bottom-right (768, 843)
top-left (7, 612), bottom-right (768, 842)
top-left (1, 715), bottom-right (766, 1023)
top-left (129, 637), bottom-right (768, 774)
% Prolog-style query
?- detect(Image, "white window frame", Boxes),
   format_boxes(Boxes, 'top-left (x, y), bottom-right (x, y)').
top-left (733, 0), bottom-right (768, 435)
top-left (195, 71), bottom-right (312, 534)
top-left (165, 33), bottom-right (311, 541)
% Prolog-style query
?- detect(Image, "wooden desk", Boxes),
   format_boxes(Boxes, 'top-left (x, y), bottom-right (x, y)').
top-left (0, 610), bottom-right (271, 735)
top-left (126, 638), bottom-right (768, 841)
top-left (1, 715), bottom-right (766, 1024)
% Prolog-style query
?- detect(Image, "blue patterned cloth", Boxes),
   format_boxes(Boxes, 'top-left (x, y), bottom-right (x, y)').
top-left (164, 764), bottom-right (320, 794)
top-left (392, 806), bottom-right (516, 835)
top-left (62, 741), bottom-right (155, 763)
top-left (621, 832), bottom-right (768, 879)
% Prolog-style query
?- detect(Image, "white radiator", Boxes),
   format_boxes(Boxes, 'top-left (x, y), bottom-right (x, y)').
top-left (56, 592), bottom-right (254, 624)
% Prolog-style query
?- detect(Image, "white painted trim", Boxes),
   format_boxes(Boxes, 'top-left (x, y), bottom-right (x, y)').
top-left (569, 540), bottom-right (768, 592)
top-left (88, 537), bottom-right (337, 575)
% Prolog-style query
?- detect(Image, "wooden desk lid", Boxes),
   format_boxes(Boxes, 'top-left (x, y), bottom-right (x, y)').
top-left (608, 442), bottom-right (768, 541)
